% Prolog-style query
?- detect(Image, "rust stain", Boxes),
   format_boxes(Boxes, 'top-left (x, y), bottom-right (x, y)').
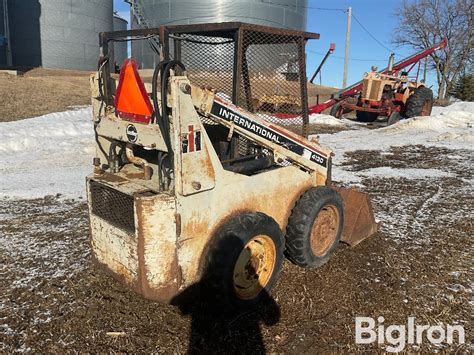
top-left (334, 186), bottom-right (379, 246)
top-left (134, 196), bottom-right (182, 303)
top-left (124, 171), bottom-right (147, 180)
top-left (93, 172), bottom-right (128, 183)
top-left (203, 146), bottom-right (216, 180)
top-left (175, 213), bottom-right (182, 239)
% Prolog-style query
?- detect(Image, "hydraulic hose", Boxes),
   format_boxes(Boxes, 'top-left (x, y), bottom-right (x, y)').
top-left (151, 59), bottom-right (186, 190)
top-left (151, 60), bottom-right (169, 125)
top-left (108, 141), bottom-right (121, 173)
top-left (160, 60), bottom-right (186, 168)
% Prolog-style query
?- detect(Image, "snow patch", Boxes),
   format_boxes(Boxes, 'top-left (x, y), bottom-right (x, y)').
top-left (308, 114), bottom-right (345, 126)
top-left (313, 103), bottom-right (473, 185)
top-left (358, 167), bottom-right (453, 179)
top-left (0, 101), bottom-right (472, 199)
top-left (431, 101), bottom-right (474, 115)
top-left (0, 107), bottom-right (94, 199)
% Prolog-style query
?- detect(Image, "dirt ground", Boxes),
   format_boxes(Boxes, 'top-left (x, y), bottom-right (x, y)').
top-left (1, 143), bottom-right (472, 352)
top-left (0, 69), bottom-right (92, 122)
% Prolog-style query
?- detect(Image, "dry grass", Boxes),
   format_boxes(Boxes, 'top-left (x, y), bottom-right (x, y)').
top-left (0, 68), bottom-right (92, 122)
top-left (0, 67), bottom-right (338, 123)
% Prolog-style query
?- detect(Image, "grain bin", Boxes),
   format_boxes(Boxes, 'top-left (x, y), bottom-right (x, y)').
top-left (0, 0), bottom-right (6, 66)
top-left (112, 13), bottom-right (128, 70)
top-left (131, 0), bottom-right (308, 68)
top-left (5, 0), bottom-right (113, 70)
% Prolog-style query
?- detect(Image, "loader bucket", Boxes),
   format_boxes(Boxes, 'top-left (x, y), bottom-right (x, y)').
top-left (335, 187), bottom-right (379, 246)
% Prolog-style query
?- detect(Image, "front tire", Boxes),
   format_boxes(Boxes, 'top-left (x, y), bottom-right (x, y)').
top-left (356, 110), bottom-right (378, 122)
top-left (285, 187), bottom-right (344, 268)
top-left (387, 111), bottom-right (401, 126)
top-left (405, 86), bottom-right (433, 117)
top-left (203, 212), bottom-right (284, 307)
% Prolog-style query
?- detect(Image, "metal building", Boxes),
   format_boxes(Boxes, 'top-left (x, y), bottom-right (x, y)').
top-left (0, 1), bottom-right (5, 66)
top-left (112, 13), bottom-right (128, 70)
top-left (131, 0), bottom-right (309, 68)
top-left (2, 0), bottom-right (113, 70)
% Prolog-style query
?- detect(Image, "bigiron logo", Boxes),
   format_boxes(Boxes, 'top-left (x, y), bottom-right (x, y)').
top-left (355, 316), bottom-right (465, 352)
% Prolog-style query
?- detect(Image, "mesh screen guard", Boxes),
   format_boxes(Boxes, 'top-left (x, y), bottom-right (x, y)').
top-left (161, 23), bottom-right (315, 137)
top-left (90, 181), bottom-right (136, 234)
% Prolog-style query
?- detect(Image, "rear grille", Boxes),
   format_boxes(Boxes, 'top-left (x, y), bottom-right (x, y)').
top-left (89, 181), bottom-right (135, 234)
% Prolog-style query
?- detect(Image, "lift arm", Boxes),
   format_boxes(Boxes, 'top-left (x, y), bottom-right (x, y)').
top-left (191, 86), bottom-right (332, 174)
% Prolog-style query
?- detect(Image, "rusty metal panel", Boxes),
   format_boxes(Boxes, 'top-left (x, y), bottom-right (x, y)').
top-left (336, 187), bottom-right (379, 246)
top-left (89, 214), bottom-right (139, 285)
top-left (175, 155), bottom-right (313, 287)
top-left (173, 80), bottom-right (216, 196)
top-left (135, 193), bottom-right (180, 301)
top-left (95, 114), bottom-right (168, 151)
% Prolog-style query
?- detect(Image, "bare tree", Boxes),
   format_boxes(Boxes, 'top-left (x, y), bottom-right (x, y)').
top-left (393, 0), bottom-right (473, 99)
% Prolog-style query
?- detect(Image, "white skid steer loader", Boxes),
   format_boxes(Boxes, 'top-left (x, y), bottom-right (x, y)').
top-left (87, 23), bottom-right (378, 307)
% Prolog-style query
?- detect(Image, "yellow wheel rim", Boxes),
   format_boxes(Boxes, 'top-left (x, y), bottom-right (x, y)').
top-left (310, 205), bottom-right (340, 256)
top-left (233, 235), bottom-right (277, 300)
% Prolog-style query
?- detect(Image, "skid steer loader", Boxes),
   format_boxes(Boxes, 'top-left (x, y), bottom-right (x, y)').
top-left (87, 23), bottom-right (378, 306)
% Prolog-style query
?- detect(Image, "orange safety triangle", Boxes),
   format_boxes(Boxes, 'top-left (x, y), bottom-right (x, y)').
top-left (115, 58), bottom-right (153, 123)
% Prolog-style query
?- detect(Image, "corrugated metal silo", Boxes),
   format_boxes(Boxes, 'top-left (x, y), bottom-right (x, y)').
top-left (6, 0), bottom-right (113, 70)
top-left (131, 0), bottom-right (308, 68)
top-left (112, 14), bottom-right (128, 70)
top-left (0, 1), bottom-right (5, 66)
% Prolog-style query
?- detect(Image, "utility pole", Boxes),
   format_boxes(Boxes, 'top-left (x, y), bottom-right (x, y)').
top-left (342, 6), bottom-right (352, 89)
top-left (422, 56), bottom-right (427, 83)
top-left (3, 0), bottom-right (12, 66)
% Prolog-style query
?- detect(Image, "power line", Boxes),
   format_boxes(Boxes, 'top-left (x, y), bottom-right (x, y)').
top-left (308, 50), bottom-right (388, 62)
top-left (351, 12), bottom-right (400, 55)
top-left (264, 2), bottom-right (400, 58)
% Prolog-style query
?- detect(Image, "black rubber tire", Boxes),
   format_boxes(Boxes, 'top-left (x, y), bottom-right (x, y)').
top-left (356, 110), bottom-right (378, 122)
top-left (405, 86), bottom-right (433, 118)
top-left (203, 212), bottom-right (284, 308)
top-left (329, 101), bottom-right (345, 118)
top-left (387, 111), bottom-right (401, 126)
top-left (355, 96), bottom-right (378, 122)
top-left (285, 187), bottom-right (344, 269)
top-left (330, 101), bottom-right (354, 118)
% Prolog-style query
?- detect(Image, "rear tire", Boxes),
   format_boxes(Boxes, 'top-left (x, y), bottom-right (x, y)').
top-left (203, 212), bottom-right (284, 307)
top-left (405, 86), bottom-right (433, 117)
top-left (285, 187), bottom-right (344, 268)
top-left (387, 111), bottom-right (401, 126)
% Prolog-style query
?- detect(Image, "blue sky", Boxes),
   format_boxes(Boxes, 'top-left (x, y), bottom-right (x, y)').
top-left (113, 0), bottom-right (432, 89)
